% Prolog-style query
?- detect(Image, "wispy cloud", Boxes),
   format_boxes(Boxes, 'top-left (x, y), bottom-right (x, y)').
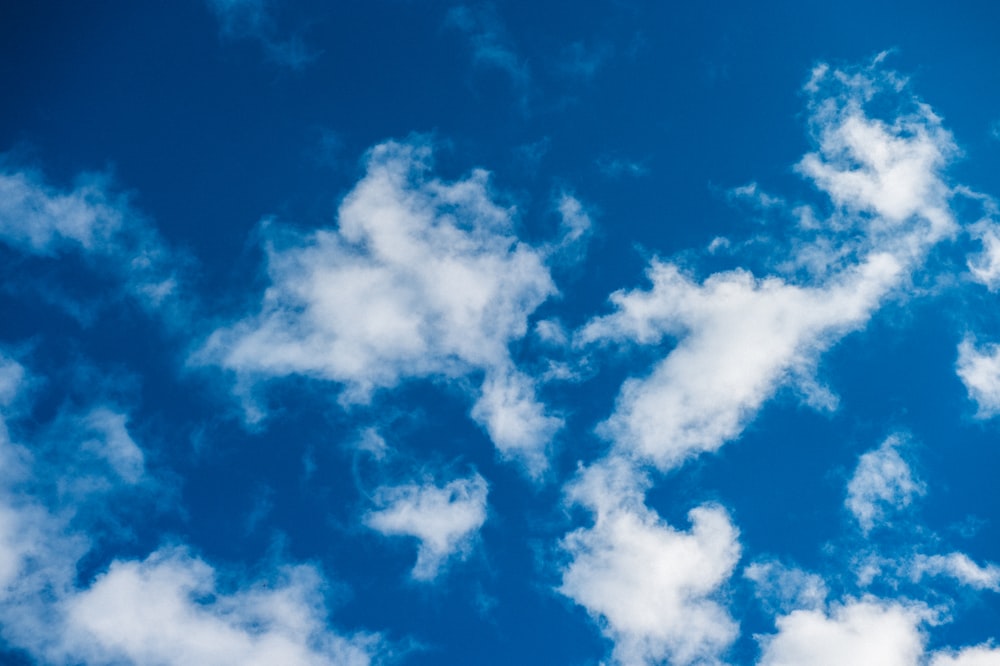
top-left (596, 156), bottom-right (648, 179)
top-left (846, 434), bottom-right (925, 534)
top-left (445, 5), bottom-right (531, 112)
top-left (0, 161), bottom-right (185, 316)
top-left (207, 0), bottom-right (315, 69)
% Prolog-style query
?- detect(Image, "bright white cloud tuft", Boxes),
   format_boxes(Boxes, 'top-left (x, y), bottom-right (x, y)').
top-left (365, 473), bottom-right (488, 581)
top-left (578, 61), bottom-right (957, 471)
top-left (845, 434), bottom-right (924, 533)
top-left (931, 644), bottom-right (1000, 666)
top-left (558, 457), bottom-right (741, 665)
top-left (957, 337), bottom-right (1000, 418)
top-left (757, 597), bottom-right (930, 666)
top-left (967, 221), bottom-right (1000, 291)
top-left (59, 548), bottom-right (381, 666)
top-left (201, 139), bottom-right (563, 473)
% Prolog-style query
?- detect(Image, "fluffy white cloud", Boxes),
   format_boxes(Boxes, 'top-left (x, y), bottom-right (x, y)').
top-left (0, 354), bottom-right (386, 666)
top-left (365, 473), bottom-right (488, 581)
top-left (557, 457), bottom-right (741, 665)
top-left (58, 548), bottom-right (380, 666)
top-left (845, 434), bottom-right (924, 533)
top-left (579, 255), bottom-right (902, 469)
top-left (956, 337), bottom-right (1000, 417)
top-left (931, 644), bottom-right (1000, 666)
top-left (202, 139), bottom-right (572, 474)
top-left (908, 552), bottom-right (1000, 591)
top-left (757, 598), bottom-right (930, 666)
top-left (967, 221), bottom-right (1000, 291)
top-left (578, 61), bottom-right (958, 470)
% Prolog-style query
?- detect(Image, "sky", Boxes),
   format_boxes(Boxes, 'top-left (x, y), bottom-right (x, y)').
top-left (1, 1), bottom-right (1000, 665)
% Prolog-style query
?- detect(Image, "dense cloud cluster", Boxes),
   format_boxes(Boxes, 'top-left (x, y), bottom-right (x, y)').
top-left (1, 43), bottom-right (999, 666)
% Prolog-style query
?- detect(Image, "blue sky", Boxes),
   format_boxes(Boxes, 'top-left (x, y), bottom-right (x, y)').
top-left (1, 1), bottom-right (1000, 664)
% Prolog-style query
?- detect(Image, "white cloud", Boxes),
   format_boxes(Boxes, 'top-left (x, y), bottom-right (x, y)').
top-left (908, 552), bottom-right (1000, 591)
top-left (58, 548), bottom-right (380, 666)
top-left (0, 356), bottom-right (386, 666)
top-left (577, 61), bottom-right (957, 471)
top-left (757, 597), bottom-right (930, 666)
top-left (558, 457), bottom-right (741, 665)
top-left (845, 434), bottom-right (924, 533)
top-left (759, 595), bottom-right (1000, 666)
top-left (0, 164), bottom-right (180, 310)
top-left (967, 221), bottom-right (1000, 291)
top-left (365, 473), bottom-right (488, 582)
top-left (579, 254), bottom-right (902, 469)
top-left (957, 337), bottom-right (1000, 418)
top-left (931, 644), bottom-right (1000, 666)
top-left (81, 408), bottom-right (145, 485)
top-left (201, 139), bottom-right (564, 474)
top-left (744, 560), bottom-right (828, 614)
top-left (728, 182), bottom-right (783, 208)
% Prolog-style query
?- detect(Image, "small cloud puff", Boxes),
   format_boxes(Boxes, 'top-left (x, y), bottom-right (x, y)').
top-left (557, 457), bottom-right (741, 666)
top-left (758, 597), bottom-right (931, 666)
top-left (957, 337), bottom-right (1000, 418)
top-left (845, 434), bottom-right (925, 534)
top-left (365, 473), bottom-right (488, 582)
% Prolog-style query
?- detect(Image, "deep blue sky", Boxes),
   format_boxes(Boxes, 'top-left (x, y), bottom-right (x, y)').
top-left (1, 2), bottom-right (999, 665)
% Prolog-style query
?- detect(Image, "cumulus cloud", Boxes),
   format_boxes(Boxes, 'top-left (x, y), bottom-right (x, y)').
top-left (557, 457), bottom-right (741, 665)
top-left (201, 139), bottom-right (567, 474)
top-left (365, 473), bottom-right (488, 581)
top-left (957, 337), bottom-right (1000, 417)
top-left (931, 644), bottom-right (1000, 666)
top-left (58, 548), bottom-right (380, 666)
top-left (577, 60), bottom-right (958, 470)
top-left (845, 434), bottom-right (924, 533)
top-left (0, 163), bottom-right (181, 311)
top-left (757, 597), bottom-right (930, 666)
top-left (0, 353), bottom-right (386, 666)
